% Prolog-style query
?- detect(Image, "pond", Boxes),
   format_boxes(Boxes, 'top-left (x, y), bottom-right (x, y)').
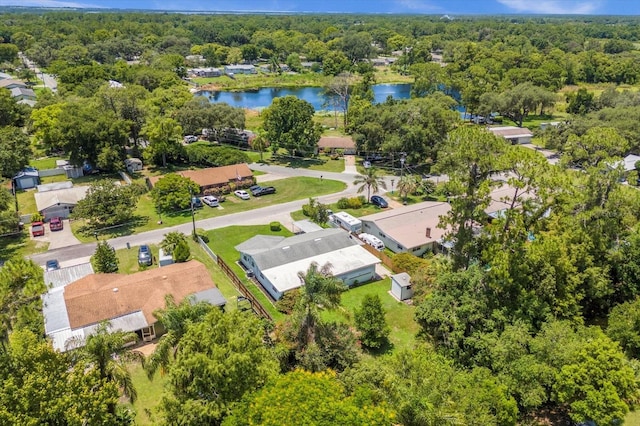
top-left (197, 83), bottom-right (413, 110)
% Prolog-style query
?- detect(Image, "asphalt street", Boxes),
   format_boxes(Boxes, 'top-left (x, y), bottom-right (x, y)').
top-left (28, 161), bottom-right (448, 267)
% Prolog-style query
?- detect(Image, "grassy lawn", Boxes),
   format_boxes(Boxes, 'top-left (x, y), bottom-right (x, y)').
top-left (322, 277), bottom-right (419, 352)
top-left (16, 190), bottom-right (37, 215)
top-left (127, 362), bottom-right (167, 425)
top-left (625, 409), bottom-right (640, 425)
top-left (203, 224), bottom-right (295, 321)
top-left (267, 154), bottom-right (345, 172)
top-left (290, 201), bottom-right (386, 222)
top-left (30, 156), bottom-right (64, 170)
top-left (73, 176), bottom-right (345, 242)
top-left (0, 231), bottom-right (49, 259)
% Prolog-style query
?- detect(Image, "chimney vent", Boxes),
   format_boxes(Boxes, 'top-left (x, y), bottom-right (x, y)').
top-left (426, 227), bottom-right (432, 238)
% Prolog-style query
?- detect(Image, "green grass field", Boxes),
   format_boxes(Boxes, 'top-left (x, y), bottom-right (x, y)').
top-left (0, 231), bottom-right (49, 260)
top-left (73, 176), bottom-right (345, 242)
top-left (127, 362), bottom-right (167, 425)
top-left (268, 154), bottom-right (345, 172)
top-left (16, 190), bottom-right (37, 215)
top-left (322, 277), bottom-right (419, 352)
top-left (29, 156), bottom-right (64, 170)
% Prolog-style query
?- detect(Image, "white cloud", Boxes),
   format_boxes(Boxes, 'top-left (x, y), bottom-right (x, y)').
top-left (0, 0), bottom-right (103, 7)
top-left (395, 0), bottom-right (442, 12)
top-left (496, 0), bottom-right (600, 14)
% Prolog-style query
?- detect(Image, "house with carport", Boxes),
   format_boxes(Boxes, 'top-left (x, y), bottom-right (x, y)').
top-left (236, 228), bottom-right (380, 300)
top-left (316, 136), bottom-right (357, 155)
top-left (42, 261), bottom-right (226, 352)
top-left (488, 126), bottom-right (533, 145)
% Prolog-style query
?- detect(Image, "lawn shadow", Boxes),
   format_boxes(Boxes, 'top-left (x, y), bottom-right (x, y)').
top-left (78, 215), bottom-right (150, 239)
top-left (363, 338), bottom-right (395, 356)
top-left (269, 155), bottom-right (327, 169)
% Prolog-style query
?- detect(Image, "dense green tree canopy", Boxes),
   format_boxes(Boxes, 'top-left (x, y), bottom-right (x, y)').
top-left (262, 95), bottom-right (321, 157)
top-left (151, 174), bottom-right (200, 213)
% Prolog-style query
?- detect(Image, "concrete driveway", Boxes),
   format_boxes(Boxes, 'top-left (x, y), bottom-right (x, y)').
top-left (43, 219), bottom-right (82, 250)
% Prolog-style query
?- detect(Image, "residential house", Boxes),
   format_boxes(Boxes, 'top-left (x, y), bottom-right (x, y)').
top-left (13, 169), bottom-right (40, 190)
top-left (10, 86), bottom-right (36, 102)
top-left (0, 72), bottom-right (12, 80)
top-left (147, 163), bottom-right (254, 195)
top-left (236, 228), bottom-right (380, 300)
top-left (190, 67), bottom-right (221, 78)
top-left (360, 201), bottom-right (452, 256)
top-left (317, 136), bottom-right (357, 155)
top-left (34, 185), bottom-right (90, 220)
top-left (620, 154), bottom-right (640, 172)
top-left (488, 126), bottom-right (534, 145)
top-left (42, 261), bottom-right (226, 352)
top-left (0, 79), bottom-right (26, 90)
top-left (224, 64), bottom-right (256, 75)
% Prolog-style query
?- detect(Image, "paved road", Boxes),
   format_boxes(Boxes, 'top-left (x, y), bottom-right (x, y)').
top-left (29, 163), bottom-right (446, 266)
top-left (19, 53), bottom-right (57, 93)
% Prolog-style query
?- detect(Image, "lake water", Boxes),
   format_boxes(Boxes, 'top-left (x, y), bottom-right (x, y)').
top-left (197, 83), bottom-right (412, 110)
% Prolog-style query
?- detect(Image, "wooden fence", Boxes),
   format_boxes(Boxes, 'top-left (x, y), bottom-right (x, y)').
top-left (197, 236), bottom-right (272, 321)
top-left (355, 234), bottom-right (399, 273)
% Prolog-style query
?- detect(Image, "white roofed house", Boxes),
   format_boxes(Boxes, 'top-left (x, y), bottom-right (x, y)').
top-left (34, 185), bottom-right (90, 221)
top-left (488, 126), bottom-right (534, 145)
top-left (236, 228), bottom-right (380, 300)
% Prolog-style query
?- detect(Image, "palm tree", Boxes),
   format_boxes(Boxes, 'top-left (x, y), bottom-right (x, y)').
top-left (145, 295), bottom-right (214, 379)
top-left (295, 262), bottom-right (346, 348)
top-left (72, 322), bottom-right (143, 413)
top-left (353, 167), bottom-right (387, 203)
top-left (396, 175), bottom-right (418, 204)
top-left (251, 128), bottom-right (269, 162)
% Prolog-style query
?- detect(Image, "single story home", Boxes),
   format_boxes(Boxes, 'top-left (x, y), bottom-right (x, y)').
top-left (13, 169), bottom-right (40, 190)
top-left (316, 136), bottom-right (357, 155)
top-left (0, 79), bottom-right (26, 90)
top-left (34, 185), bottom-right (90, 221)
top-left (10, 86), bottom-right (36, 101)
top-left (224, 64), bottom-right (257, 75)
top-left (236, 228), bottom-right (380, 300)
top-left (488, 126), bottom-right (534, 145)
top-left (147, 163), bottom-right (254, 195)
top-left (360, 201), bottom-right (452, 256)
top-left (190, 67), bottom-right (221, 78)
top-left (620, 154), bottom-right (640, 172)
top-left (0, 72), bottom-right (12, 80)
top-left (43, 260), bottom-right (226, 352)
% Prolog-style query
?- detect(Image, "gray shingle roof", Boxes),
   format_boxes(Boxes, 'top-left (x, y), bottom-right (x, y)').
top-left (237, 228), bottom-right (356, 270)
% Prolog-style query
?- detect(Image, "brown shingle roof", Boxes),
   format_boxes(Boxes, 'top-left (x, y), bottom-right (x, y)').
top-left (488, 126), bottom-right (533, 138)
top-left (64, 261), bottom-right (216, 329)
top-left (148, 163), bottom-right (253, 188)
top-left (317, 136), bottom-right (356, 150)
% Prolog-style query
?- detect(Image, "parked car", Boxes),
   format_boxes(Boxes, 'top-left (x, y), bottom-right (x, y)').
top-left (184, 135), bottom-right (198, 143)
top-left (45, 259), bottom-right (60, 271)
top-left (234, 190), bottom-right (250, 200)
top-left (191, 196), bottom-right (203, 208)
top-left (249, 184), bottom-right (262, 196)
top-left (253, 186), bottom-right (276, 197)
top-left (370, 195), bottom-right (389, 208)
top-left (31, 221), bottom-right (45, 237)
top-left (49, 217), bottom-right (63, 231)
top-left (363, 160), bottom-right (371, 168)
top-left (138, 244), bottom-right (152, 266)
top-left (201, 195), bottom-right (219, 207)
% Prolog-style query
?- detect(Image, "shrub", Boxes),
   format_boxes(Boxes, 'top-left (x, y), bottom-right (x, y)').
top-left (172, 240), bottom-right (190, 262)
top-left (270, 221), bottom-right (281, 231)
top-left (354, 294), bottom-right (390, 349)
top-left (337, 196), bottom-right (363, 209)
top-left (31, 212), bottom-right (43, 223)
top-left (276, 289), bottom-right (300, 314)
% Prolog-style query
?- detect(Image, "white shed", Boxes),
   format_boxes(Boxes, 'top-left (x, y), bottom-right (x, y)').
top-left (158, 248), bottom-right (174, 267)
top-left (390, 272), bottom-right (413, 301)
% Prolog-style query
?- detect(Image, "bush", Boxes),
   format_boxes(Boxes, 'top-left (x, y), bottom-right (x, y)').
top-left (270, 221), bottom-right (281, 231)
top-left (172, 240), bottom-right (190, 262)
top-left (276, 289), bottom-right (300, 314)
top-left (337, 196), bottom-right (363, 209)
top-left (30, 212), bottom-right (43, 223)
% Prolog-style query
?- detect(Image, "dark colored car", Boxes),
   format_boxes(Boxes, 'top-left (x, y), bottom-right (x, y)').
top-left (249, 185), bottom-right (262, 196)
top-left (49, 217), bottom-right (63, 231)
top-left (31, 221), bottom-right (45, 237)
top-left (253, 186), bottom-right (276, 197)
top-left (191, 197), bottom-right (203, 208)
top-left (138, 244), bottom-right (152, 266)
top-left (370, 195), bottom-right (389, 208)
top-left (45, 259), bottom-right (60, 271)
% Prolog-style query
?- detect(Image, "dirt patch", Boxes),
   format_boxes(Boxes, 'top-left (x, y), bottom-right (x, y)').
top-left (198, 83), bottom-right (222, 91)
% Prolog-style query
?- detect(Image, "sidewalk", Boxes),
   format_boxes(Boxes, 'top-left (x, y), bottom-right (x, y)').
top-left (344, 155), bottom-right (357, 174)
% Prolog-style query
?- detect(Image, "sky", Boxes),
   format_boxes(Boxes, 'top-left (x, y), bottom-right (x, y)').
top-left (0, 0), bottom-right (637, 15)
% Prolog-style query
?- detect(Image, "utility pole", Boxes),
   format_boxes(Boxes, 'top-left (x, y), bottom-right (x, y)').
top-left (189, 188), bottom-right (197, 239)
top-left (400, 153), bottom-right (406, 205)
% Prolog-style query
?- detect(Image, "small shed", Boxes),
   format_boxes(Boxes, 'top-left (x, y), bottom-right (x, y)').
top-left (13, 169), bottom-right (40, 190)
top-left (158, 248), bottom-right (174, 267)
top-left (390, 272), bottom-right (413, 301)
top-left (64, 165), bottom-right (84, 179)
top-left (125, 158), bottom-right (143, 173)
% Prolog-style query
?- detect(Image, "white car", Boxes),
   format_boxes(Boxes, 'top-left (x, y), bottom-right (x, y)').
top-left (201, 195), bottom-right (219, 207)
top-left (234, 190), bottom-right (250, 200)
